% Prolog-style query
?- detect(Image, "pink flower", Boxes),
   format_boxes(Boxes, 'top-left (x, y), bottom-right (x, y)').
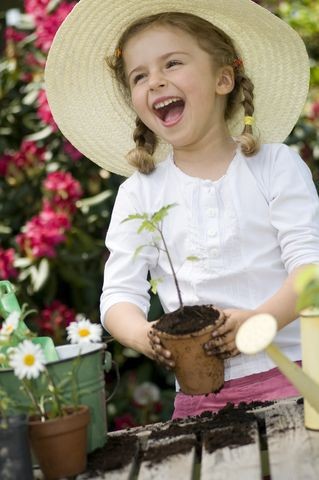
top-left (63, 141), bottom-right (83, 161)
top-left (16, 205), bottom-right (71, 259)
top-left (24, 0), bottom-right (50, 18)
top-left (37, 89), bottom-right (57, 130)
top-left (35, 300), bottom-right (76, 338)
top-left (11, 140), bottom-right (46, 169)
top-left (311, 101), bottom-right (319, 121)
top-left (43, 171), bottom-right (83, 213)
top-left (0, 154), bottom-right (11, 176)
top-left (32, 1), bottom-right (76, 52)
top-left (0, 248), bottom-right (18, 280)
top-left (114, 414), bottom-right (137, 431)
top-left (5, 27), bottom-right (27, 43)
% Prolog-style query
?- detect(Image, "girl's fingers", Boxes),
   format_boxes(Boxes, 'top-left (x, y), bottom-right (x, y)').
top-left (150, 338), bottom-right (175, 368)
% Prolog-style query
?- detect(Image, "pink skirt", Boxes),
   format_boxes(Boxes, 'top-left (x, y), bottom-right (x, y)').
top-left (172, 363), bottom-right (301, 419)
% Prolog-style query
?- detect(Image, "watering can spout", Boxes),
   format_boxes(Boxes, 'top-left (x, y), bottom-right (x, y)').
top-left (235, 314), bottom-right (319, 415)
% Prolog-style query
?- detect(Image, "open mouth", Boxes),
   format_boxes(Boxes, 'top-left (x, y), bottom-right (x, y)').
top-left (153, 97), bottom-right (185, 125)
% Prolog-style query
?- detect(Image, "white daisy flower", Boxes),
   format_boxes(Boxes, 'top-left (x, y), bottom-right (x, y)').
top-left (9, 340), bottom-right (46, 379)
top-left (66, 318), bottom-right (102, 344)
top-left (0, 311), bottom-right (20, 336)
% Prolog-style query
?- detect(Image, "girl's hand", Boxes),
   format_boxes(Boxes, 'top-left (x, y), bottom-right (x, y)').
top-left (148, 322), bottom-right (175, 370)
top-left (204, 309), bottom-right (256, 359)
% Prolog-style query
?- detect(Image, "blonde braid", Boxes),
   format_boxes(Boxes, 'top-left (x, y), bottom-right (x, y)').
top-left (236, 73), bottom-right (260, 156)
top-left (126, 117), bottom-right (157, 174)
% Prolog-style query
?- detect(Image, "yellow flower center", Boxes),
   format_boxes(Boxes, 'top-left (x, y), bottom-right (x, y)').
top-left (5, 325), bottom-right (13, 334)
top-left (24, 354), bottom-right (35, 366)
top-left (79, 328), bottom-right (90, 337)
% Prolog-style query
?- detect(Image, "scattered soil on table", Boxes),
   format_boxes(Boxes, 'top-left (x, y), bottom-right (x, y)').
top-left (84, 401), bottom-right (273, 474)
top-left (147, 402), bottom-right (268, 462)
top-left (154, 305), bottom-right (220, 334)
top-left (144, 437), bottom-right (196, 467)
top-left (85, 435), bottom-right (138, 476)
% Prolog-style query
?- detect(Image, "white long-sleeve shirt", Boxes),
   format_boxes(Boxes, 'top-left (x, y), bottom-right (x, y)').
top-left (101, 143), bottom-right (319, 381)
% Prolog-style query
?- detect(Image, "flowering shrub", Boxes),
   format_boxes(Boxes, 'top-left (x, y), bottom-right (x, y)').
top-left (0, 0), bottom-right (122, 329)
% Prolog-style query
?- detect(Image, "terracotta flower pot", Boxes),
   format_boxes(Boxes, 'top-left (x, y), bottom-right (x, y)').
top-left (29, 405), bottom-right (90, 479)
top-left (156, 322), bottom-right (224, 395)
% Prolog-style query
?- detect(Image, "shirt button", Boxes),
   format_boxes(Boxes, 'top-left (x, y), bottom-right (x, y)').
top-left (207, 208), bottom-right (217, 217)
top-left (211, 249), bottom-right (219, 257)
top-left (207, 228), bottom-right (216, 237)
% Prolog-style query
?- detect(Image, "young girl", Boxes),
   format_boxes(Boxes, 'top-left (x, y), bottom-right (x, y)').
top-left (45, 0), bottom-right (319, 419)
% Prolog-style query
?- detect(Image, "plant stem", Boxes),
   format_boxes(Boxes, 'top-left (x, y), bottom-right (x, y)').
top-left (22, 379), bottom-right (46, 421)
top-left (46, 370), bottom-right (64, 417)
top-left (158, 229), bottom-right (183, 310)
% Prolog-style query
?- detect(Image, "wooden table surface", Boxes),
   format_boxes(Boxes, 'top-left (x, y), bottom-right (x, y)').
top-left (77, 397), bottom-right (319, 480)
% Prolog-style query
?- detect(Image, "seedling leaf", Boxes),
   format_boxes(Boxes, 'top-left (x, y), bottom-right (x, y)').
top-left (149, 278), bottom-right (163, 294)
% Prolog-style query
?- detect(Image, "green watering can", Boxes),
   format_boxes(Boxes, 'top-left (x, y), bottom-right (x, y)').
top-left (0, 280), bottom-right (59, 362)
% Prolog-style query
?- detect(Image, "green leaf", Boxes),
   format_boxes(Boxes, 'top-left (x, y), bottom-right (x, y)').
top-left (137, 220), bottom-right (157, 233)
top-left (134, 244), bottom-right (148, 258)
top-left (186, 256), bottom-right (199, 262)
top-left (24, 126), bottom-right (53, 141)
top-left (76, 190), bottom-right (112, 209)
top-left (47, 0), bottom-right (62, 14)
top-left (30, 259), bottom-right (50, 292)
top-left (121, 213), bottom-right (148, 223)
top-left (149, 278), bottom-right (163, 294)
top-left (151, 203), bottom-right (178, 224)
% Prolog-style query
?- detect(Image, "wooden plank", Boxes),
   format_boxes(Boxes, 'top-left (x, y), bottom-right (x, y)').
top-left (200, 421), bottom-right (261, 480)
top-left (265, 402), bottom-right (319, 480)
top-left (138, 435), bottom-right (196, 480)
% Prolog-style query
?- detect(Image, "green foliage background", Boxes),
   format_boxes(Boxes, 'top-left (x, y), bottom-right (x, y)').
top-left (0, 0), bottom-right (318, 428)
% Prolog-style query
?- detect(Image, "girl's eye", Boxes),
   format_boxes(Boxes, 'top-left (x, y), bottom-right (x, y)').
top-left (133, 73), bottom-right (146, 85)
top-left (166, 60), bottom-right (182, 68)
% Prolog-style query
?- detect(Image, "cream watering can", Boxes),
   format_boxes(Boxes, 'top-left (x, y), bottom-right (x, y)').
top-left (235, 312), bottom-right (319, 430)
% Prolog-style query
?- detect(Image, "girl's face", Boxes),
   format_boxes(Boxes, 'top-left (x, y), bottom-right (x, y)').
top-left (123, 25), bottom-right (234, 150)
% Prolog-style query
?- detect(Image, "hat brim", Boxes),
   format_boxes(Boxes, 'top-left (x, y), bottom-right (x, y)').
top-left (45, 0), bottom-right (309, 177)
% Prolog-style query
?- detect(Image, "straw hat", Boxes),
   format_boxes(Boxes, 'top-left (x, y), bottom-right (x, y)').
top-left (45, 0), bottom-right (309, 177)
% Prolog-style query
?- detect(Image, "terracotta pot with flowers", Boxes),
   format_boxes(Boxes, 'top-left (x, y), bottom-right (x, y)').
top-left (123, 204), bottom-right (225, 395)
top-left (0, 309), bottom-right (105, 479)
top-left (8, 338), bottom-right (91, 479)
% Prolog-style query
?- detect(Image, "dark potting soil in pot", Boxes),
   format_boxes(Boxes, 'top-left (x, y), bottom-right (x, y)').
top-left (154, 305), bottom-right (220, 334)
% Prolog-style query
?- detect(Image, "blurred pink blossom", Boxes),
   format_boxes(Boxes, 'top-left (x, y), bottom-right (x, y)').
top-left (24, 0), bottom-right (50, 18)
top-left (35, 300), bottom-right (76, 338)
top-left (5, 27), bottom-right (27, 43)
top-left (37, 89), bottom-right (57, 130)
top-left (0, 154), bottom-right (11, 177)
top-left (43, 171), bottom-right (83, 213)
top-left (63, 141), bottom-right (83, 161)
top-left (114, 414), bottom-right (137, 431)
top-left (311, 102), bottom-right (319, 121)
top-left (11, 140), bottom-right (46, 169)
top-left (29, 1), bottom-right (76, 52)
top-left (16, 204), bottom-right (71, 259)
top-left (0, 248), bottom-right (18, 280)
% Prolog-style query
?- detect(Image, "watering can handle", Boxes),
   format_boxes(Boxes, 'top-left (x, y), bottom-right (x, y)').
top-left (0, 280), bottom-right (22, 319)
top-left (104, 351), bottom-right (120, 403)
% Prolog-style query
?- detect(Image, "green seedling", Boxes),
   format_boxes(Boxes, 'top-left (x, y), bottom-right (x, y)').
top-left (122, 203), bottom-right (198, 311)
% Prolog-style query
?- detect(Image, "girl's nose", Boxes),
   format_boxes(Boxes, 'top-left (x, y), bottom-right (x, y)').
top-left (148, 73), bottom-right (167, 90)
